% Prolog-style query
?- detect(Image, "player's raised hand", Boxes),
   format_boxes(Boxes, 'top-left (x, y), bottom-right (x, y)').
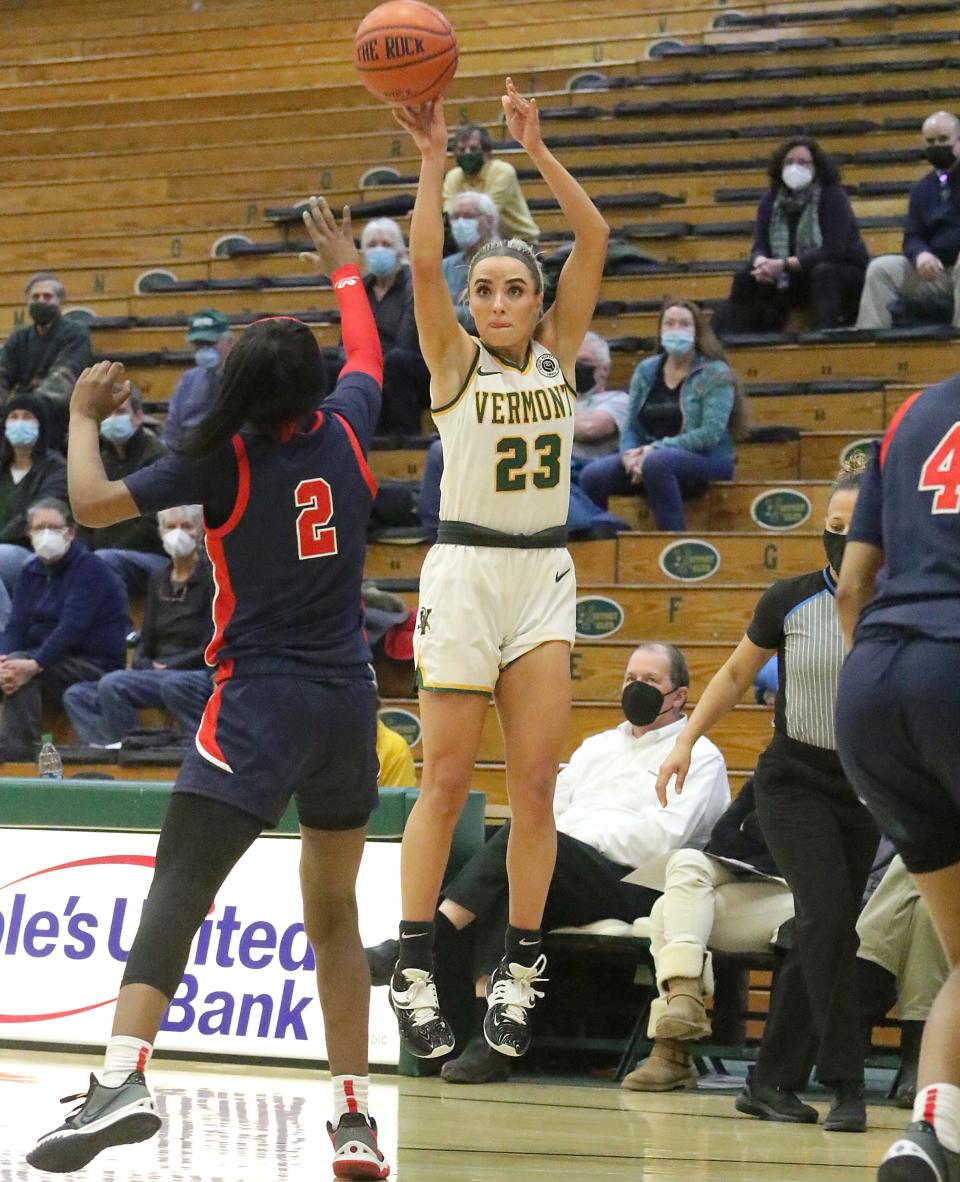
top-left (393, 97), bottom-right (448, 160)
top-left (502, 77), bottom-right (542, 154)
top-left (70, 360), bottom-right (130, 423)
top-left (299, 196), bottom-right (360, 275)
top-left (654, 741), bottom-right (692, 807)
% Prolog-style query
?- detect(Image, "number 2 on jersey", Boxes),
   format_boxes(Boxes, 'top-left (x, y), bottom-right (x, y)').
top-left (495, 433), bottom-right (562, 492)
top-left (919, 421), bottom-right (960, 513)
top-left (295, 478), bottom-right (338, 559)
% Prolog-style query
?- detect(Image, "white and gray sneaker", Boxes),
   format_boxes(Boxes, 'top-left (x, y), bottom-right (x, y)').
top-left (389, 968), bottom-right (455, 1059)
top-left (483, 954), bottom-right (548, 1058)
top-left (27, 1071), bottom-right (161, 1173)
top-left (879, 1121), bottom-right (960, 1182)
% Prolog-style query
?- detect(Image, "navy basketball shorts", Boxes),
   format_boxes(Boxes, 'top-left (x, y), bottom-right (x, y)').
top-left (174, 674), bottom-right (379, 830)
top-left (836, 635), bottom-right (960, 874)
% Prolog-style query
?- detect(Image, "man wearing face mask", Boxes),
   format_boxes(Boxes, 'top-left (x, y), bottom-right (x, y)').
top-left (64, 505), bottom-right (213, 749)
top-left (364, 642), bottom-right (729, 1084)
top-left (857, 110), bottom-right (960, 329)
top-left (161, 310), bottom-right (234, 453)
top-left (358, 218), bottom-right (431, 434)
top-left (0, 497), bottom-right (126, 758)
top-left (571, 331), bottom-right (630, 466)
top-left (79, 385), bottom-right (167, 597)
top-left (442, 123), bottom-right (540, 245)
top-left (0, 273), bottom-right (93, 450)
top-left (441, 191), bottom-right (499, 330)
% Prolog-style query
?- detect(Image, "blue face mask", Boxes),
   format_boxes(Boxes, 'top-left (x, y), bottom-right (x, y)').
top-left (451, 217), bottom-right (481, 249)
top-left (661, 329), bottom-right (696, 356)
top-left (364, 246), bottom-right (398, 278)
top-left (100, 414), bottom-right (136, 444)
top-left (194, 345), bottom-right (220, 369)
top-left (5, 419), bottom-right (39, 448)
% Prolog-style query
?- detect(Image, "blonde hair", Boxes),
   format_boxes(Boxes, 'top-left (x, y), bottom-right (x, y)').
top-left (467, 237), bottom-right (545, 293)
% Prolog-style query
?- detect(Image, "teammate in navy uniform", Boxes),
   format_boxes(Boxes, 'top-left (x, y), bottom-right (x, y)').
top-left (26, 199), bottom-right (391, 1181)
top-left (836, 375), bottom-right (960, 1182)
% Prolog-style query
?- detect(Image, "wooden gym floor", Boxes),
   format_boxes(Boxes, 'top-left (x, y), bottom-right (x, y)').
top-left (0, 1048), bottom-right (901, 1180)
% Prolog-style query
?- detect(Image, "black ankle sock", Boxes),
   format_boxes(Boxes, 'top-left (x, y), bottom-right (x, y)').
top-left (504, 924), bottom-right (542, 968)
top-left (474, 995), bottom-right (488, 1034)
top-left (396, 920), bottom-right (435, 974)
top-left (434, 910), bottom-right (458, 944)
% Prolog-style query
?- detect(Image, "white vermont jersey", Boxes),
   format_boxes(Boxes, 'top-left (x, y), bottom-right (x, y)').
top-left (433, 339), bottom-right (575, 534)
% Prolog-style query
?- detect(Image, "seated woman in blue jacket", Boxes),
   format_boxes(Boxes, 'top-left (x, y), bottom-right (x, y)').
top-left (579, 299), bottom-right (748, 531)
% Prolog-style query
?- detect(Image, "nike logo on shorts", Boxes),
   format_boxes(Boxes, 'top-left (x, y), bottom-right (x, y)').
top-left (555, 569), bottom-right (571, 583)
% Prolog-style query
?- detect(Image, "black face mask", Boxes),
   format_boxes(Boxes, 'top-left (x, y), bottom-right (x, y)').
top-left (823, 529), bottom-right (846, 574)
top-left (622, 680), bottom-right (674, 727)
top-left (575, 362), bottom-right (596, 395)
top-left (925, 144), bottom-right (957, 172)
top-left (456, 151), bottom-right (484, 176)
top-left (28, 302), bottom-right (59, 327)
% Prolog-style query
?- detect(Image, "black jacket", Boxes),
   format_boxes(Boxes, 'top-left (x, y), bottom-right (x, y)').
top-left (79, 427), bottom-right (167, 554)
top-left (703, 778), bottom-right (781, 878)
top-left (751, 182), bottom-right (869, 272)
top-left (363, 267), bottom-right (420, 354)
top-left (903, 166), bottom-right (960, 267)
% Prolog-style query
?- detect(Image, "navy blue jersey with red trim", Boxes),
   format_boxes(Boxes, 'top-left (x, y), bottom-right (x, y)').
top-left (849, 371), bottom-right (960, 639)
top-left (124, 371), bottom-right (380, 677)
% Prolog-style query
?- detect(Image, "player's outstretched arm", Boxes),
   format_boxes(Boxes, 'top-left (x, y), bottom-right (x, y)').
top-left (502, 77), bottom-right (609, 375)
top-left (68, 361), bottom-right (141, 526)
top-left (655, 635), bottom-right (772, 806)
top-left (394, 98), bottom-right (475, 400)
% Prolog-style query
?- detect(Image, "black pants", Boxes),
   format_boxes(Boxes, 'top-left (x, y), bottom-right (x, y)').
top-left (753, 733), bottom-right (880, 1088)
top-left (441, 822), bottom-right (660, 980)
top-left (379, 348), bottom-right (431, 435)
top-left (0, 653), bottom-right (108, 754)
top-left (712, 261), bottom-right (865, 334)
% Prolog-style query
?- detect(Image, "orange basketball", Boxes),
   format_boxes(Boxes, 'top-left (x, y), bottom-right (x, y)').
top-left (353, 1), bottom-right (458, 106)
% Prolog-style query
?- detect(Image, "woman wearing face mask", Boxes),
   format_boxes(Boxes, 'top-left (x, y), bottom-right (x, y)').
top-left (712, 136), bottom-right (869, 336)
top-left (656, 458), bottom-right (880, 1133)
top-left (0, 393), bottom-right (67, 593)
top-left (389, 81), bottom-right (608, 1067)
top-left (579, 298), bottom-right (749, 531)
top-left (63, 504), bottom-right (214, 748)
top-left (358, 217), bottom-right (431, 435)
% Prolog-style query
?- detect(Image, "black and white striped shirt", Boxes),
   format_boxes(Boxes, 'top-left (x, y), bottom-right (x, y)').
top-left (747, 568), bottom-right (844, 751)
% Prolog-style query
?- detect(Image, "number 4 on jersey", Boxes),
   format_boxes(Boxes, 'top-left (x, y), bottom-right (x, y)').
top-left (295, 477), bottom-right (338, 558)
top-left (919, 421), bottom-right (960, 513)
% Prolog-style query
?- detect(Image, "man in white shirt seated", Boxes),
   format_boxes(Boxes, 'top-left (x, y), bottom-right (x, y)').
top-left (367, 641), bottom-right (730, 1083)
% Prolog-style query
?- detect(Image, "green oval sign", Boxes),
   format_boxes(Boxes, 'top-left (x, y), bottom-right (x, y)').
top-left (840, 437), bottom-right (878, 467)
top-left (378, 708), bottom-right (421, 750)
top-left (750, 488), bottom-right (812, 531)
top-left (575, 596), bottom-right (625, 639)
top-left (658, 539), bottom-right (721, 582)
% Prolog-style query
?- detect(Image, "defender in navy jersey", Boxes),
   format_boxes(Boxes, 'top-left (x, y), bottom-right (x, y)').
top-left (27, 199), bottom-right (390, 1181)
top-left (836, 373), bottom-right (960, 1182)
top-left (656, 462), bottom-right (879, 1133)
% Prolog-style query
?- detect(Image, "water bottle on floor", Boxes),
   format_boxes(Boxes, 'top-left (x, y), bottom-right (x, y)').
top-left (38, 734), bottom-right (63, 780)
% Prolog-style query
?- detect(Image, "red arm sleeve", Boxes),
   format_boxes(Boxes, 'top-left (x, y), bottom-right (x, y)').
top-left (332, 264), bottom-right (383, 385)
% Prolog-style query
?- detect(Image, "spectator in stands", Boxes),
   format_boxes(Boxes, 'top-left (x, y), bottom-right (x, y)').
top-left (754, 654), bottom-right (778, 706)
top-left (80, 385), bottom-right (167, 596)
top-left (856, 110), bottom-right (960, 329)
top-left (712, 138), bottom-right (868, 336)
top-left (572, 331), bottom-right (630, 467)
top-left (0, 497), bottom-right (126, 757)
top-left (0, 393), bottom-right (67, 594)
top-left (0, 273), bottom-right (92, 449)
top-left (360, 218), bottom-right (430, 435)
top-left (63, 505), bottom-right (213, 748)
top-left (442, 191), bottom-right (499, 321)
top-left (442, 123), bottom-right (540, 244)
top-left (161, 310), bottom-right (234, 452)
top-left (377, 715), bottom-right (416, 789)
top-left (578, 299), bottom-right (748, 530)
top-left (365, 642), bottom-right (730, 1083)
top-left (656, 461), bottom-right (879, 1132)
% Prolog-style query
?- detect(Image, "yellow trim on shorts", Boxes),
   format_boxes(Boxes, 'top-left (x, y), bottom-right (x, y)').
top-left (416, 663), bottom-right (492, 695)
top-left (432, 343), bottom-right (481, 416)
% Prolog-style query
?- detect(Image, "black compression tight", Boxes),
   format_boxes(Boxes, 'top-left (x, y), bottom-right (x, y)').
top-left (122, 793), bottom-right (263, 998)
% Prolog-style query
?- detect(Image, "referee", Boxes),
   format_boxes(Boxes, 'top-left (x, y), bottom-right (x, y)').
top-left (657, 459), bottom-right (878, 1132)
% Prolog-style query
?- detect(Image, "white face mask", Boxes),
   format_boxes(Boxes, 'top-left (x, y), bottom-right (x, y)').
top-left (31, 528), bottom-right (68, 562)
top-left (161, 527), bottom-right (198, 559)
top-left (782, 163), bottom-right (814, 191)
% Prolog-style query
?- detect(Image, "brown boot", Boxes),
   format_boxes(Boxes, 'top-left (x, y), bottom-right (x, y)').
top-left (621, 1039), bottom-right (697, 1092)
top-left (654, 977), bottom-right (712, 1041)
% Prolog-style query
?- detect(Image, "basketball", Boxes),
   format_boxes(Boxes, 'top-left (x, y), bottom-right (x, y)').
top-left (353, 1), bottom-right (458, 106)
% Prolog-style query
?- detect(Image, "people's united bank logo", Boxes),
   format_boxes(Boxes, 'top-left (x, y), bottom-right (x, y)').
top-left (536, 354), bottom-right (559, 379)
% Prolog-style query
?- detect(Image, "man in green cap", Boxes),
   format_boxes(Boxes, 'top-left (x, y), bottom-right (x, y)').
top-left (161, 309), bottom-right (233, 452)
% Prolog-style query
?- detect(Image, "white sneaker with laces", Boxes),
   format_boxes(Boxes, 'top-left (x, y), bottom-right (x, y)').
top-left (389, 968), bottom-right (455, 1059)
top-left (483, 954), bottom-right (548, 1058)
